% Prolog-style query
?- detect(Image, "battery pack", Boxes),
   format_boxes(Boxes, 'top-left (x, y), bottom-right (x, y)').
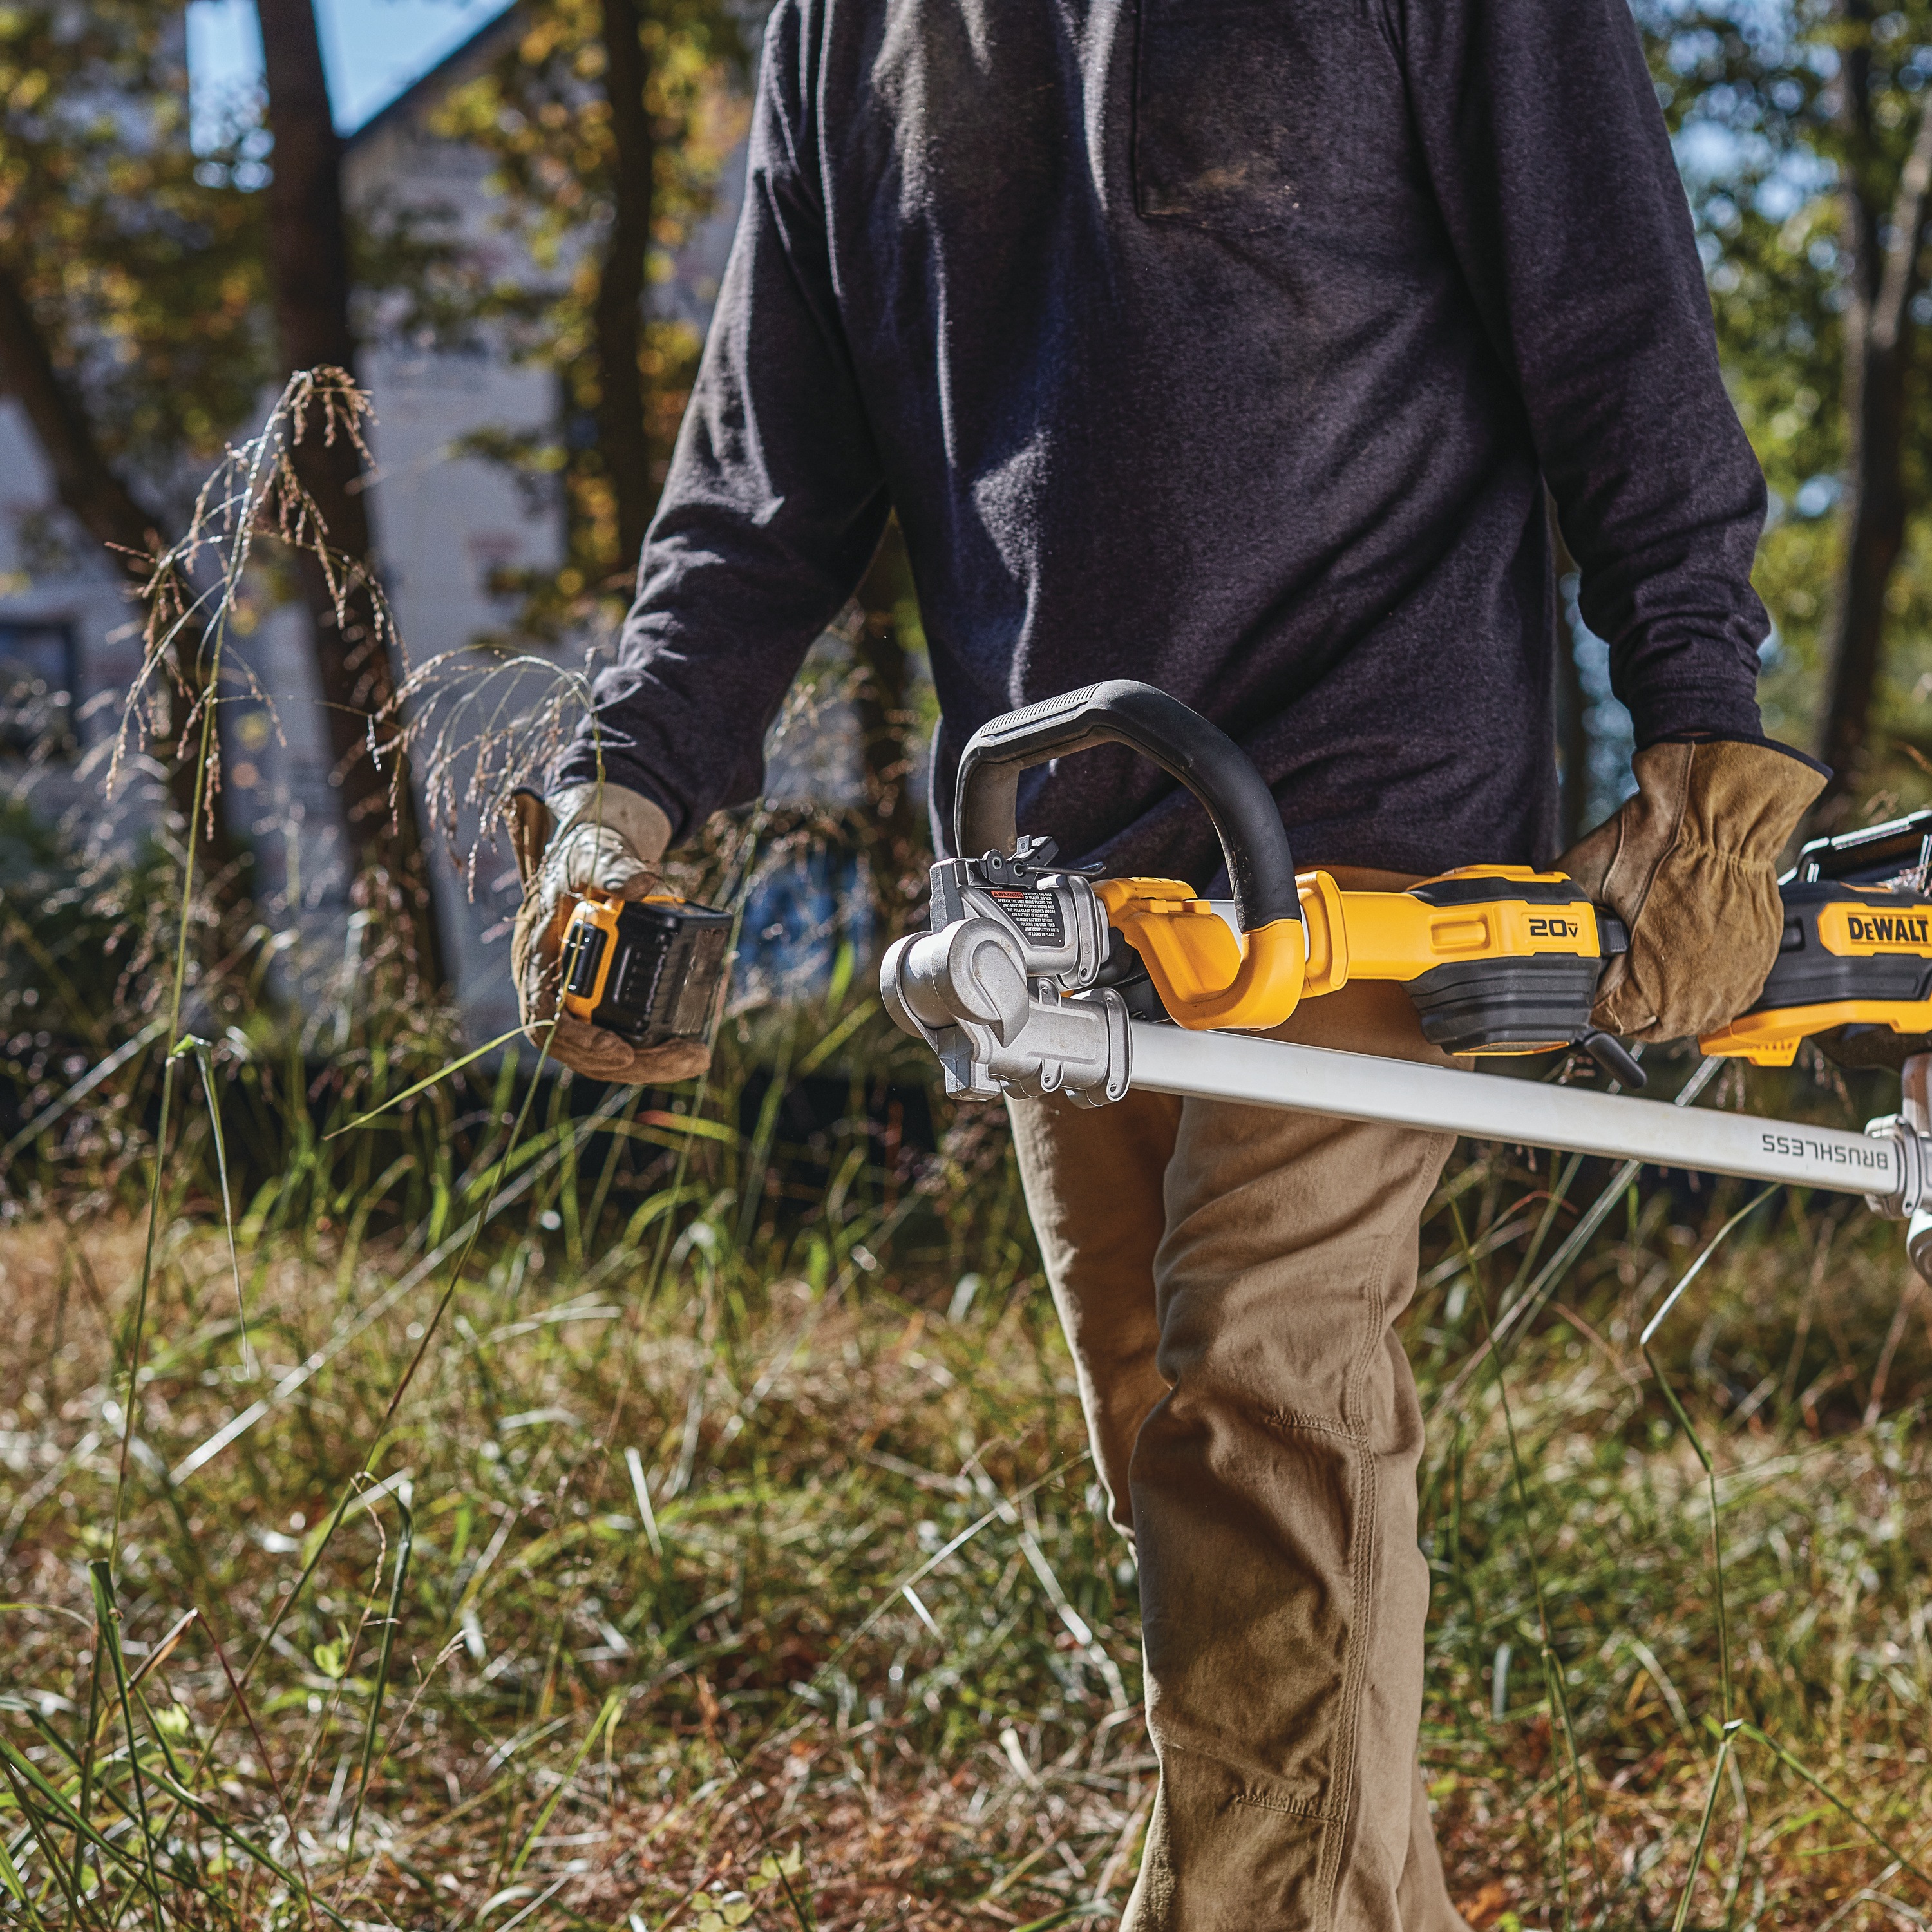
top-left (561, 893), bottom-right (733, 1049)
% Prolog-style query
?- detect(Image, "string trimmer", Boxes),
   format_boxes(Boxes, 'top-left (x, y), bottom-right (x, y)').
top-left (877, 681), bottom-right (1932, 1283)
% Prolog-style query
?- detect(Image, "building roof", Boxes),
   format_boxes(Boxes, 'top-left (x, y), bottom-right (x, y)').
top-left (346, 0), bottom-right (527, 147)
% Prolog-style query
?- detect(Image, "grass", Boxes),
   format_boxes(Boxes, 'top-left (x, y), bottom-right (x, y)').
top-left (0, 1070), bottom-right (1143, 1930)
top-left (5, 1045), bottom-right (1932, 1929)
top-left (4, 375), bottom-right (1932, 1928)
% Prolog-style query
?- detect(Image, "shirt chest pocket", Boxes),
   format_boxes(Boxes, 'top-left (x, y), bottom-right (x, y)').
top-left (1132, 0), bottom-right (1337, 234)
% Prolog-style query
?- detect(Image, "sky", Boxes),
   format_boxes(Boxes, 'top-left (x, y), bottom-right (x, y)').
top-left (187, 0), bottom-right (515, 138)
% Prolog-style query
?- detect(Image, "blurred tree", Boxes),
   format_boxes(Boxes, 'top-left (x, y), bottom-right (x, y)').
top-left (0, 0), bottom-right (263, 871)
top-left (431, 0), bottom-right (750, 643)
top-left (256, 0), bottom-right (448, 995)
top-left (0, 4), bottom-right (268, 481)
top-left (1643, 0), bottom-right (1932, 818)
top-left (0, 0), bottom-right (452, 985)
top-left (851, 522), bottom-right (928, 945)
top-left (1821, 1), bottom-right (1932, 808)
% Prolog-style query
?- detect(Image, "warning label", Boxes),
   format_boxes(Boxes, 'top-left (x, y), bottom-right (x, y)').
top-left (987, 889), bottom-right (1066, 949)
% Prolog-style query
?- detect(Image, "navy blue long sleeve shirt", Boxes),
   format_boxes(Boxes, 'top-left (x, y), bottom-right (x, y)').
top-left (552, 0), bottom-right (1770, 884)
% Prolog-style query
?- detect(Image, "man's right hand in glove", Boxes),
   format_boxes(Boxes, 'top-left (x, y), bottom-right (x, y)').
top-left (508, 783), bottom-right (712, 1084)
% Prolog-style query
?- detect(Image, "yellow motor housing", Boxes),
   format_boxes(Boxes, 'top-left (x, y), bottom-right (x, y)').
top-left (1099, 863), bottom-right (1617, 1056)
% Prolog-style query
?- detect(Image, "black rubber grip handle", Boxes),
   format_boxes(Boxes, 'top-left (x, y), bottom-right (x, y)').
top-left (954, 680), bottom-right (1300, 933)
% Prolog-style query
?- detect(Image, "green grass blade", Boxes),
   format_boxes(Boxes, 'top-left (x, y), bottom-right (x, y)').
top-left (86, 1561), bottom-right (166, 1928)
top-left (0, 1017), bottom-right (169, 1173)
top-left (1640, 1186), bottom-right (1777, 1728)
top-left (1736, 1722), bottom-right (1932, 1891)
top-left (1671, 1724), bottom-right (1737, 1932)
top-left (322, 1027), bottom-right (527, 1139)
top-left (341, 1490), bottom-right (414, 1877)
top-left (793, 998), bottom-right (877, 1078)
top-left (0, 1753), bottom-right (88, 1932)
top-left (0, 1734), bottom-right (157, 1888)
top-left (510, 1690), bottom-right (621, 1874)
top-left (183, 1035), bottom-right (254, 1376)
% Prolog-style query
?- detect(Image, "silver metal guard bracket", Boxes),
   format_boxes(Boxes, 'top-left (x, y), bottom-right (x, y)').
top-left (1862, 1114), bottom-right (1929, 1220)
top-left (1886, 1054), bottom-right (1932, 1240)
top-left (933, 986), bottom-right (1132, 1106)
top-left (876, 972), bottom-right (1132, 1107)
top-left (878, 884), bottom-right (1130, 1107)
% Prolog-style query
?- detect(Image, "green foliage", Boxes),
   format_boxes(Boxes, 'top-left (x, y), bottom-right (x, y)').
top-left (2, 535), bottom-right (1930, 1926)
top-left (0, 802), bottom-right (185, 1200)
top-left (1640, 0), bottom-right (1932, 794)
top-left (430, 0), bottom-right (753, 639)
top-left (0, 802), bottom-right (164, 1040)
top-left (3, 1019), bottom-right (1932, 1922)
top-left (0, 0), bottom-right (269, 486)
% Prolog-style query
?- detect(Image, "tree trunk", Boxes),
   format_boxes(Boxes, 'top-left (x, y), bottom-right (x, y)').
top-left (0, 256), bottom-right (243, 881)
top-left (852, 524), bottom-right (924, 947)
top-left (595, 0), bottom-right (659, 578)
top-left (256, 0), bottom-right (448, 996)
top-left (1816, 8), bottom-right (1932, 818)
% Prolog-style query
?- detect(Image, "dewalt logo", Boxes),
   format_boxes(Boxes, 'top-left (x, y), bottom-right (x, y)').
top-left (1846, 913), bottom-right (1930, 945)
top-left (1822, 903), bottom-right (1932, 955)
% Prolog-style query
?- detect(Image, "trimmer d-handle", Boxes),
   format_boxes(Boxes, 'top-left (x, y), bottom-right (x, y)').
top-left (887, 681), bottom-right (1642, 1097)
top-left (954, 681), bottom-right (1309, 1031)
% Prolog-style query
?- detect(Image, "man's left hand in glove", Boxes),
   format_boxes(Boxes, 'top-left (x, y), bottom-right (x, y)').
top-left (509, 783), bottom-right (711, 1084)
top-left (1558, 735), bottom-right (1828, 1045)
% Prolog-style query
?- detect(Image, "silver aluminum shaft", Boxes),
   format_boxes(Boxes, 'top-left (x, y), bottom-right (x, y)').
top-left (1128, 1023), bottom-right (1902, 1199)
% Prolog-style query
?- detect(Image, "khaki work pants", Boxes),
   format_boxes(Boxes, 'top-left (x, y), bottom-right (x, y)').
top-left (1008, 949), bottom-right (1472, 1932)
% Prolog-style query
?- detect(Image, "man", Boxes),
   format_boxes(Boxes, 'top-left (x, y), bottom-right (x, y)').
top-left (511, 0), bottom-right (1825, 1922)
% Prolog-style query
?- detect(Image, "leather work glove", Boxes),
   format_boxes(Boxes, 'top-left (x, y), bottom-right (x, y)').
top-left (1558, 737), bottom-right (1828, 1044)
top-left (509, 782), bottom-right (712, 1083)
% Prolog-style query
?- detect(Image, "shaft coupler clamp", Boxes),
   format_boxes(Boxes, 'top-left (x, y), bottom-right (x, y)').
top-left (1862, 1116), bottom-right (1930, 1220)
top-left (1881, 1059), bottom-right (1932, 1289)
top-left (1865, 1052), bottom-right (1932, 1222)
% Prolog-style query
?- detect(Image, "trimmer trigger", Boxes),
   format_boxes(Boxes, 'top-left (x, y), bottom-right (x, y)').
top-left (1580, 1030), bottom-right (1646, 1090)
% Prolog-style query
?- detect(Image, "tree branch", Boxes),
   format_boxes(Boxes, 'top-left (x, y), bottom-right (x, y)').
top-left (0, 255), bottom-right (164, 565)
top-left (1874, 90), bottom-right (1932, 354)
top-left (594, 0), bottom-right (658, 575)
top-left (257, 0), bottom-right (448, 996)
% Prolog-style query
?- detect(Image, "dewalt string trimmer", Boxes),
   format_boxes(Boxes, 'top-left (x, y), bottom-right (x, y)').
top-left (878, 681), bottom-right (1932, 1283)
